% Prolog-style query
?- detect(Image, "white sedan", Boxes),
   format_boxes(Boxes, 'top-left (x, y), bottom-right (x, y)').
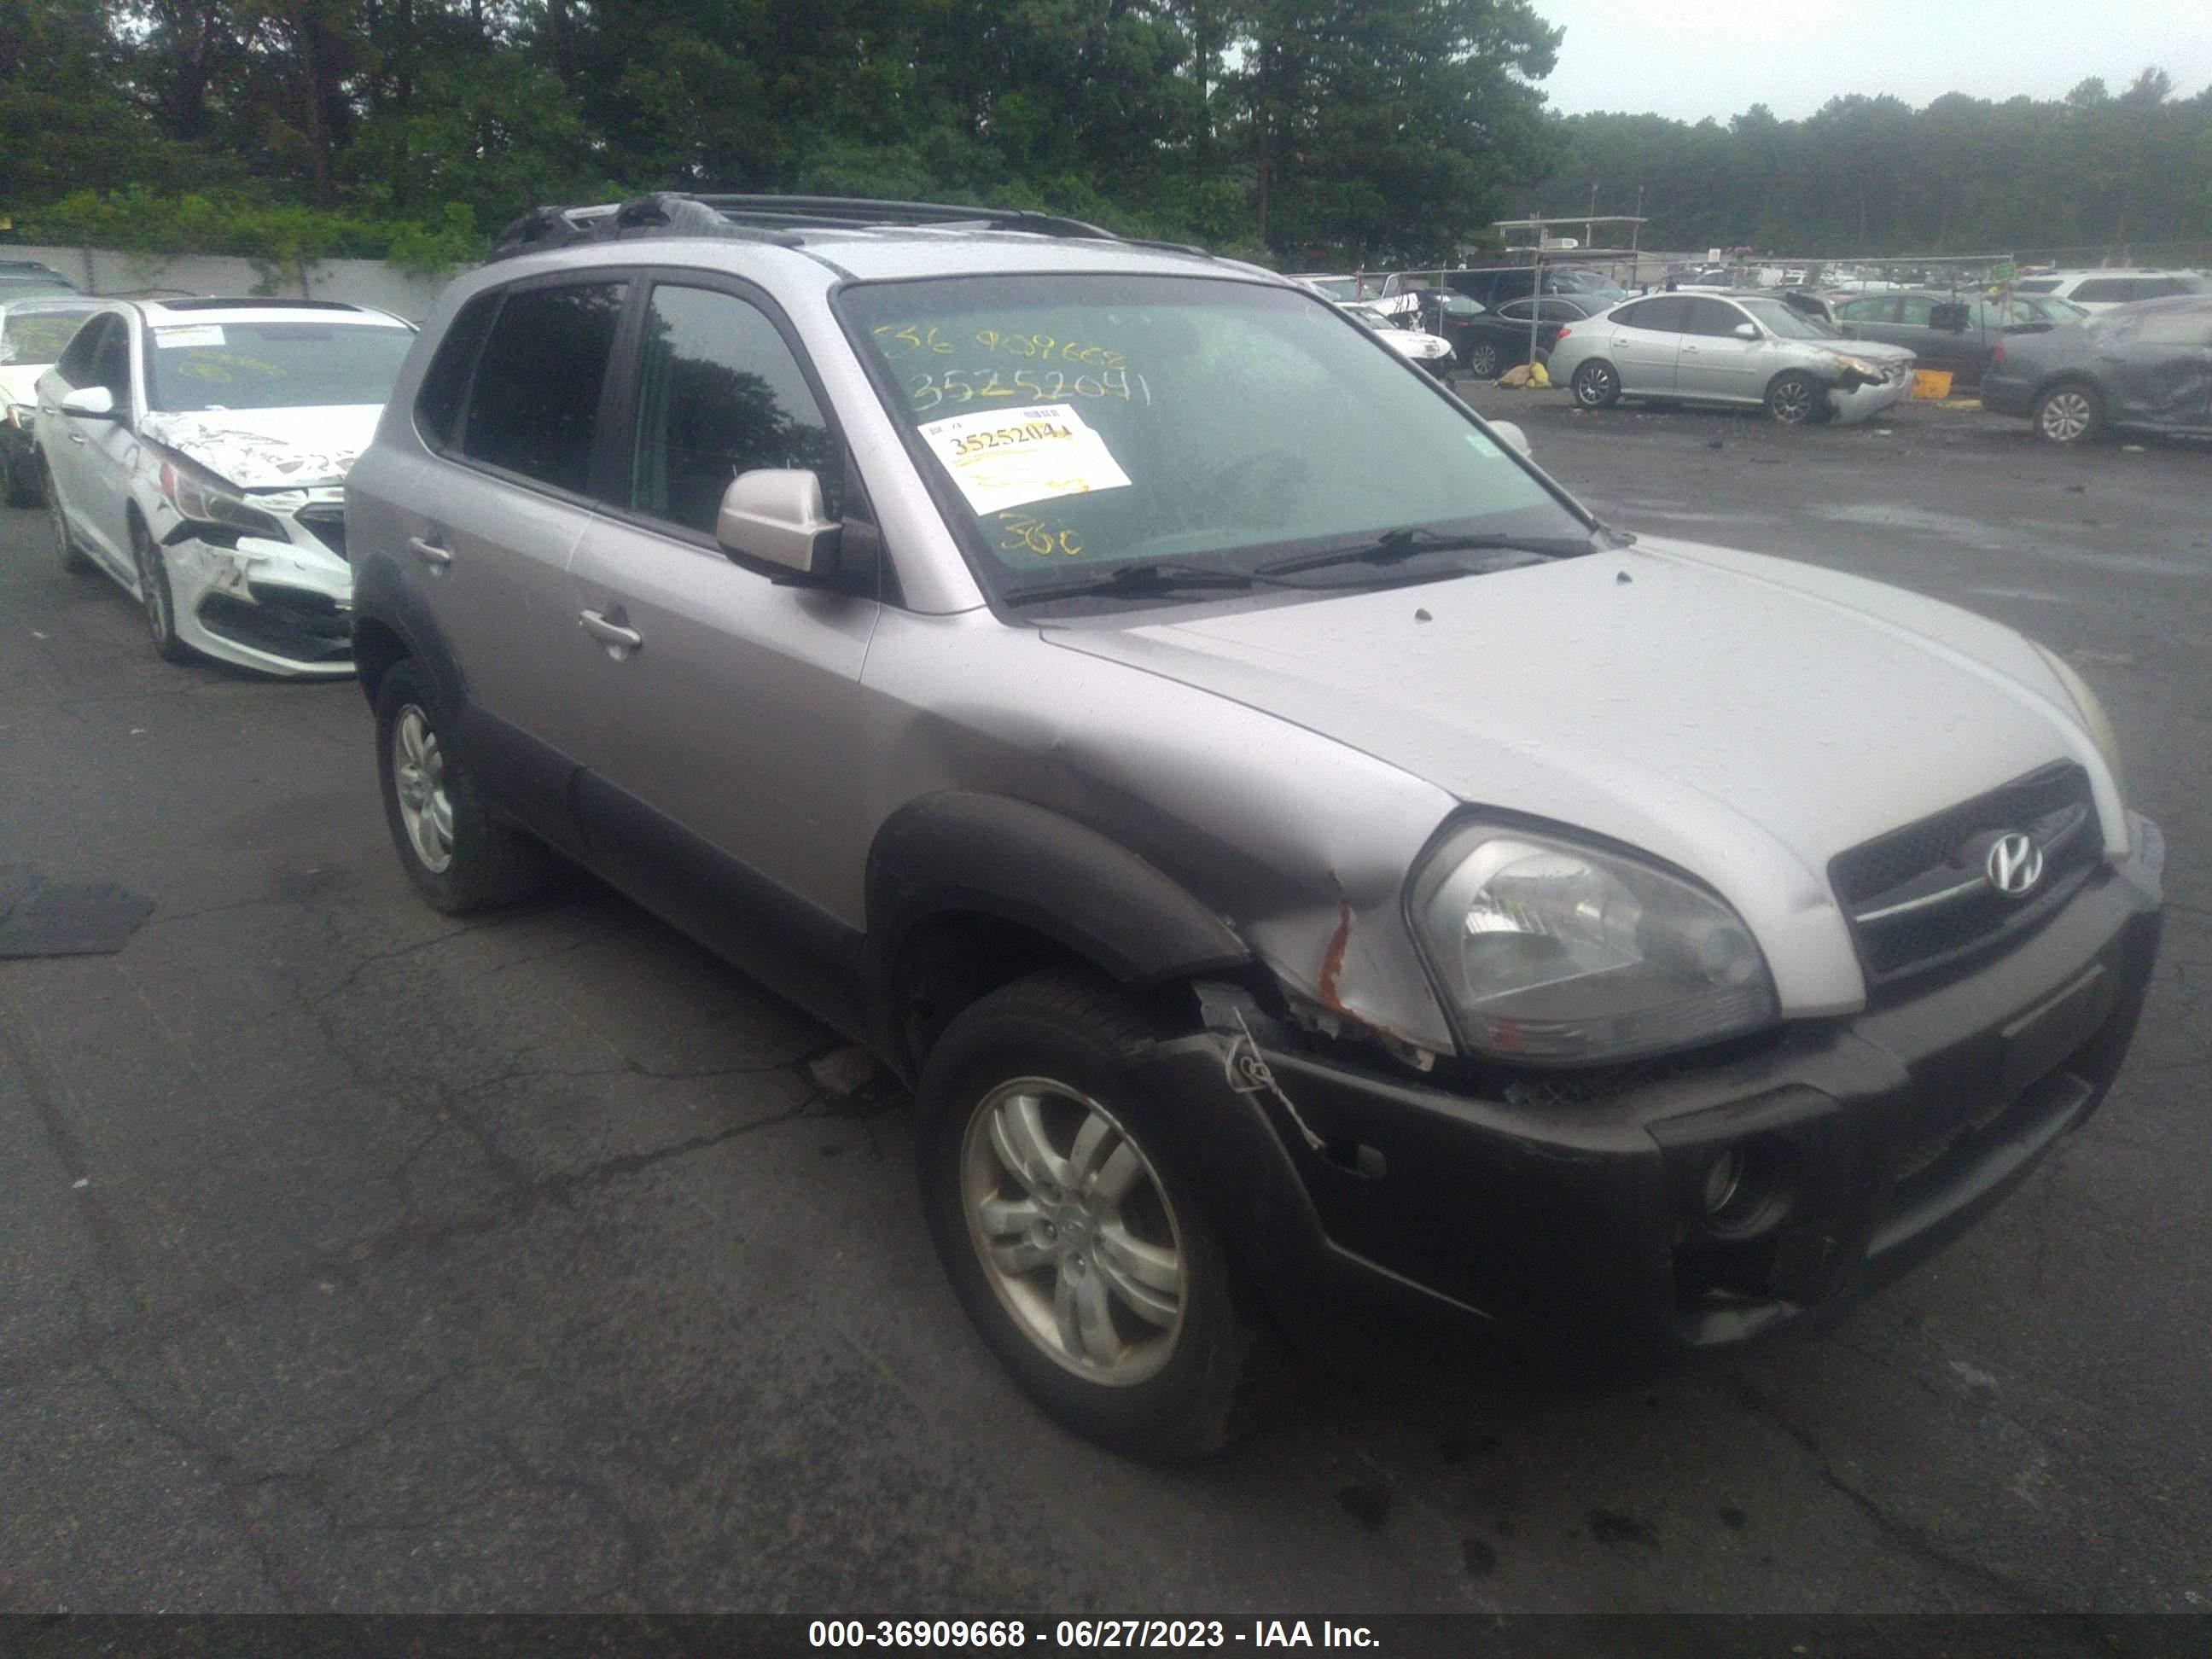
top-left (35, 298), bottom-right (413, 676)
top-left (1342, 303), bottom-right (1457, 377)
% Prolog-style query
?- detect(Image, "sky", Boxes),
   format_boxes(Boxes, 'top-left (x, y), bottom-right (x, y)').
top-left (1527, 0), bottom-right (2212, 124)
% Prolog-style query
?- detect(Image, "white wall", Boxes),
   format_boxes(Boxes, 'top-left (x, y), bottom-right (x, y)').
top-left (9, 243), bottom-right (451, 323)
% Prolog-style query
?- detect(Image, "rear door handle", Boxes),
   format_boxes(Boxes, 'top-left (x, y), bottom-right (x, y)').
top-left (579, 608), bottom-right (643, 652)
top-left (67, 432), bottom-right (86, 445)
top-left (408, 536), bottom-right (451, 567)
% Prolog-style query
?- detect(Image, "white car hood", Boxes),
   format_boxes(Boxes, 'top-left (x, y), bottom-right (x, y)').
top-left (1046, 538), bottom-right (2121, 1014)
top-left (138, 404), bottom-right (381, 490)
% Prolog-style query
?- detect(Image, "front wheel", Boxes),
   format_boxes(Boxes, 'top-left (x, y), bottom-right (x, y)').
top-left (1765, 370), bottom-right (1826, 425)
top-left (2033, 382), bottom-right (2104, 445)
top-left (131, 516), bottom-right (194, 663)
top-left (917, 970), bottom-right (1276, 1459)
top-left (1571, 359), bottom-right (1621, 409)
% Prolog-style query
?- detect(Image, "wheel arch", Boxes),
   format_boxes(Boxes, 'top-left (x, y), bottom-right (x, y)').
top-left (865, 792), bottom-right (1254, 1075)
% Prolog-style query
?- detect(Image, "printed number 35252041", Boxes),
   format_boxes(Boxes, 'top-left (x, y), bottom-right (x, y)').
top-left (910, 367), bottom-right (1144, 410)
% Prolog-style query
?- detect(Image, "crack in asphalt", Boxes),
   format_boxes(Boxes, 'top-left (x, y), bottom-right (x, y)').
top-left (1727, 1376), bottom-right (2060, 1615)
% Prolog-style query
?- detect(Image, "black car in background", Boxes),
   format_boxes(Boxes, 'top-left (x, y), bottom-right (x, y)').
top-left (1981, 294), bottom-right (2212, 443)
top-left (1835, 289), bottom-right (2087, 387)
top-left (1456, 296), bottom-right (1604, 378)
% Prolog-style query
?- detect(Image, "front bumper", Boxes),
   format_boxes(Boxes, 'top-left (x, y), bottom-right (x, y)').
top-left (166, 528), bottom-right (355, 678)
top-left (1827, 368), bottom-right (1914, 425)
top-left (1131, 813), bottom-right (2163, 1365)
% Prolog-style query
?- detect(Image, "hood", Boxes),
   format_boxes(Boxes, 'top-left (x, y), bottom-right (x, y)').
top-left (138, 404), bottom-right (381, 490)
top-left (1045, 539), bottom-right (2119, 1014)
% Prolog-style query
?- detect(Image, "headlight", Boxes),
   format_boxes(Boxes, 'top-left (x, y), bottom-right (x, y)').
top-left (2031, 641), bottom-right (2126, 801)
top-left (158, 458), bottom-right (288, 541)
top-left (1410, 824), bottom-right (1778, 1065)
top-left (1835, 355), bottom-right (1881, 379)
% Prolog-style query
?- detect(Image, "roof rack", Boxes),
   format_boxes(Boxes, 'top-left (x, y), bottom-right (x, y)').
top-left (487, 191), bottom-right (1129, 264)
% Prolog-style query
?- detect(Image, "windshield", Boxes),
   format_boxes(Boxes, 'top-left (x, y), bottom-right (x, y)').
top-left (1299, 276), bottom-right (1363, 301)
top-left (1343, 304), bottom-right (1400, 330)
top-left (1738, 298), bottom-right (1841, 340)
top-left (842, 274), bottom-right (1585, 609)
top-left (143, 320), bottom-right (414, 413)
top-left (1, 304), bottom-right (98, 366)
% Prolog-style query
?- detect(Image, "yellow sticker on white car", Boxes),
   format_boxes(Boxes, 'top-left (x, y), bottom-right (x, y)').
top-left (917, 402), bottom-right (1132, 515)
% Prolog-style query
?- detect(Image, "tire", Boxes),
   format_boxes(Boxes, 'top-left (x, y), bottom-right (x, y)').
top-left (1764, 370), bottom-right (1826, 426)
top-left (2033, 381), bottom-right (2104, 445)
top-left (3, 445), bottom-right (43, 509)
top-left (917, 969), bottom-right (1277, 1459)
top-left (1467, 340), bottom-right (1502, 380)
top-left (374, 659), bottom-right (549, 913)
top-left (47, 462), bottom-right (91, 573)
top-left (1571, 359), bottom-right (1621, 409)
top-left (130, 515), bottom-right (194, 663)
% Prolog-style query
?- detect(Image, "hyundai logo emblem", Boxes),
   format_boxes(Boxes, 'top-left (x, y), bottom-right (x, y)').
top-left (1986, 831), bottom-right (2045, 898)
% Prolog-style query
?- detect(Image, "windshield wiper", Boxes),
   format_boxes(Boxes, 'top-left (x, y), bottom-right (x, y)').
top-left (1004, 559), bottom-right (1259, 608)
top-left (1253, 527), bottom-right (1597, 579)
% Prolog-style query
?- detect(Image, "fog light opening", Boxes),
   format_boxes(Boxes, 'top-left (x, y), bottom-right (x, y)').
top-left (1699, 1136), bottom-right (1795, 1238)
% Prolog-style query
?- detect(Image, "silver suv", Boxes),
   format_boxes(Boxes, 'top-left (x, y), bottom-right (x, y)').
top-left (347, 195), bottom-right (2163, 1458)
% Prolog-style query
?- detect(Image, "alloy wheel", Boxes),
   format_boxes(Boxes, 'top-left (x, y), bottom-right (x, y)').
top-left (960, 1077), bottom-right (1186, 1385)
top-left (1768, 375), bottom-right (1818, 424)
top-left (1575, 363), bottom-right (1617, 406)
top-left (1470, 342), bottom-right (1500, 378)
top-left (392, 705), bottom-right (456, 873)
top-left (134, 528), bottom-right (172, 644)
top-left (2038, 389), bottom-right (2093, 443)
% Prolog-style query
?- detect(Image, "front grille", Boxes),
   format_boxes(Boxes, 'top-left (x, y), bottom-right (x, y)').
top-left (1831, 763), bottom-right (2100, 983)
top-left (294, 504), bottom-right (346, 558)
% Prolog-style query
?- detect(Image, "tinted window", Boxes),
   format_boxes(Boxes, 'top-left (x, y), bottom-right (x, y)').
top-left (92, 319), bottom-right (131, 399)
top-left (1497, 300), bottom-right (1537, 322)
top-left (54, 313), bottom-right (112, 387)
top-left (415, 290), bottom-right (501, 451)
top-left (1615, 296), bottom-right (1692, 333)
top-left (2070, 279), bottom-right (2139, 304)
top-left (1836, 297), bottom-right (1895, 322)
top-left (627, 284), bottom-right (840, 534)
top-left (2011, 278), bottom-right (2059, 294)
top-left (1683, 298), bottom-right (1749, 337)
top-left (462, 282), bottom-right (626, 493)
top-left (1895, 296), bottom-right (1936, 326)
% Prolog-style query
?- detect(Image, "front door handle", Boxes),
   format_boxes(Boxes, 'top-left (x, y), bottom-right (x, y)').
top-left (67, 432), bottom-right (87, 445)
top-left (579, 608), bottom-right (643, 653)
top-left (408, 535), bottom-right (452, 567)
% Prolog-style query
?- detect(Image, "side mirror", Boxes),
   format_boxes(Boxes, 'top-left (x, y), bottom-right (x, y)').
top-left (60, 385), bottom-right (119, 420)
top-left (1732, 322), bottom-right (1760, 341)
top-left (1487, 419), bottom-right (1533, 459)
top-left (716, 469), bottom-right (841, 581)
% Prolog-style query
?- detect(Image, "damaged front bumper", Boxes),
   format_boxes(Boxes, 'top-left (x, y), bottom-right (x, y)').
top-left (1128, 813), bottom-right (2163, 1367)
top-left (1827, 364), bottom-right (1915, 425)
top-left (159, 510), bottom-right (355, 678)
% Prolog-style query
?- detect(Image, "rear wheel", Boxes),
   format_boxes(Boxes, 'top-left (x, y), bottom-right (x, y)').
top-left (1765, 370), bottom-right (1825, 425)
top-left (917, 970), bottom-right (1276, 1459)
top-left (1466, 339), bottom-right (1502, 379)
top-left (131, 515), bottom-right (194, 663)
top-left (375, 660), bottom-right (549, 913)
top-left (2033, 381), bottom-right (2104, 445)
top-left (1571, 359), bottom-right (1621, 409)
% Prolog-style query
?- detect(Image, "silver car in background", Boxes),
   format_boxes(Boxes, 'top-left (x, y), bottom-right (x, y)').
top-left (1547, 290), bottom-right (1916, 424)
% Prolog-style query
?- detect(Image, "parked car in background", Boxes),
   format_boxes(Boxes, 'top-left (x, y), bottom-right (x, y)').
top-left (0, 259), bottom-right (79, 299)
top-left (1547, 290), bottom-right (1915, 424)
top-left (35, 297), bottom-right (414, 674)
top-left (1835, 290), bottom-right (2087, 386)
top-left (0, 295), bottom-right (100, 505)
top-left (1456, 295), bottom-right (1603, 378)
top-left (346, 192), bottom-right (2160, 1460)
top-left (2010, 270), bottom-right (2211, 313)
top-left (1371, 285), bottom-right (1491, 363)
top-left (1981, 293), bottom-right (2212, 444)
top-left (1342, 302), bottom-right (1457, 376)
top-left (1289, 273), bottom-right (1374, 302)
top-left (1444, 265), bottom-right (1598, 311)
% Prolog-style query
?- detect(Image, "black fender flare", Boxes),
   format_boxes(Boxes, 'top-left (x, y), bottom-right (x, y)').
top-left (865, 791), bottom-right (1253, 1010)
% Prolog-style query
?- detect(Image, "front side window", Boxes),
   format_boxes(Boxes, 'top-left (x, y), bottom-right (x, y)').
top-left (415, 290), bottom-right (501, 452)
top-left (627, 283), bottom-right (841, 535)
top-left (1683, 298), bottom-right (1749, 337)
top-left (460, 282), bottom-right (626, 494)
top-left (143, 320), bottom-right (414, 414)
top-left (841, 274), bottom-right (1585, 610)
top-left (91, 318), bottom-right (132, 399)
top-left (54, 313), bottom-right (114, 388)
top-left (1895, 297), bottom-right (1936, 326)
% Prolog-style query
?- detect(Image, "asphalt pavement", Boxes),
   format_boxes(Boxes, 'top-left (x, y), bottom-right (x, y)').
top-left (2, 393), bottom-right (2208, 1620)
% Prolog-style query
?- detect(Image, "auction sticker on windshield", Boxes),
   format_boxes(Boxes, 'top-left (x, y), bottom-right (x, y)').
top-left (917, 402), bottom-right (1132, 515)
top-left (154, 325), bottom-right (226, 349)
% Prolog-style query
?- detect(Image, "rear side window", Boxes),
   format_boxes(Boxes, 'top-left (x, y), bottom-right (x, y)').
top-left (415, 290), bottom-right (501, 451)
top-left (1617, 296), bottom-right (1692, 333)
top-left (460, 282), bottom-right (627, 494)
